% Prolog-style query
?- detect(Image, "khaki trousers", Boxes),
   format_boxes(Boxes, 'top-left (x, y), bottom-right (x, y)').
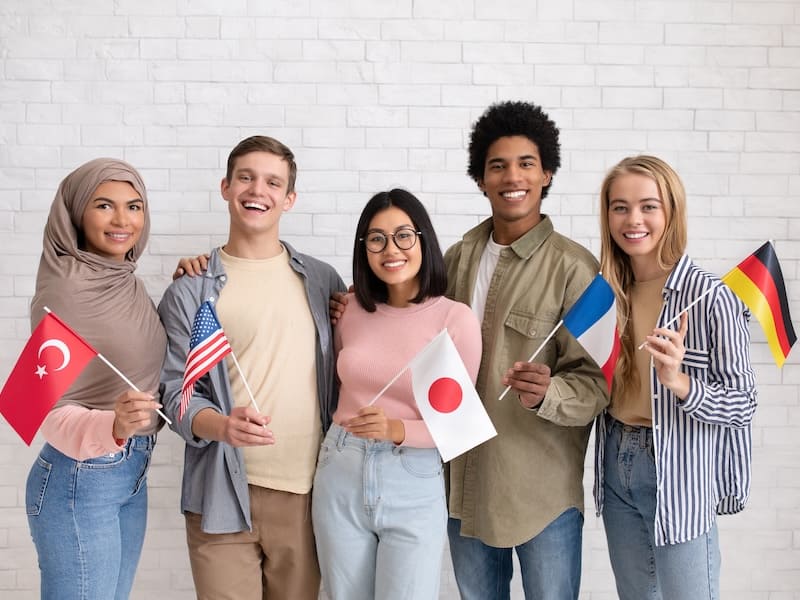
top-left (185, 485), bottom-right (320, 600)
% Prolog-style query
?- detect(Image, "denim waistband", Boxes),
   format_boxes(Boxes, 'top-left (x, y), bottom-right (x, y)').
top-left (126, 434), bottom-right (157, 451)
top-left (328, 422), bottom-right (398, 452)
top-left (605, 412), bottom-right (652, 433)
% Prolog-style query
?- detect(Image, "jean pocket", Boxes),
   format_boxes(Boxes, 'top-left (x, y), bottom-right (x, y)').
top-left (26, 456), bottom-right (52, 516)
top-left (399, 448), bottom-right (443, 478)
top-left (79, 450), bottom-right (126, 469)
top-left (132, 448), bottom-right (152, 495)
top-left (315, 441), bottom-right (333, 470)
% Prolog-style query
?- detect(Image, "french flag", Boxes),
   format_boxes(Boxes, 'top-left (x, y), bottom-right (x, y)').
top-left (562, 274), bottom-right (621, 392)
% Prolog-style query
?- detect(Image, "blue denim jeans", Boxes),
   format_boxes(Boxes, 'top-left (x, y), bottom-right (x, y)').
top-left (447, 507), bottom-right (583, 600)
top-left (26, 436), bottom-right (155, 600)
top-left (311, 423), bottom-right (447, 600)
top-left (602, 416), bottom-right (720, 600)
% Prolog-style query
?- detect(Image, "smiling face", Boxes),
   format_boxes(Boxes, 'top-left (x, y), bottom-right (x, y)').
top-left (221, 150), bottom-right (296, 245)
top-left (607, 172), bottom-right (667, 279)
top-left (478, 135), bottom-right (552, 244)
top-left (80, 180), bottom-right (145, 261)
top-left (364, 206), bottom-right (422, 307)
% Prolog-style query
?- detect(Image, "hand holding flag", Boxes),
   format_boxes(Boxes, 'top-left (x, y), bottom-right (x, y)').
top-left (0, 308), bottom-right (171, 445)
top-left (407, 329), bottom-right (496, 462)
top-left (498, 274), bottom-right (620, 400)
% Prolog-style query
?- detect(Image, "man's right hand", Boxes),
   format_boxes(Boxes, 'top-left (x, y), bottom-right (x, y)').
top-left (192, 406), bottom-right (274, 447)
top-left (173, 254), bottom-right (210, 280)
top-left (329, 290), bottom-right (350, 326)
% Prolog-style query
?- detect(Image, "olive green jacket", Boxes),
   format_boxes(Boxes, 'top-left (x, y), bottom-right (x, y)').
top-left (445, 216), bottom-right (609, 547)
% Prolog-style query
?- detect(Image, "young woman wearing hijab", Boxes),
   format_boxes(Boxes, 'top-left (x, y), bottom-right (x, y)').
top-left (25, 158), bottom-right (166, 600)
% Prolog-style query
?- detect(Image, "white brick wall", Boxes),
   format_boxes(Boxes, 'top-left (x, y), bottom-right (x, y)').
top-left (1, 1), bottom-right (798, 598)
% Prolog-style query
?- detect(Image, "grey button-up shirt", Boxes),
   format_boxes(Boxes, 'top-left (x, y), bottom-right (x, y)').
top-left (158, 244), bottom-right (345, 534)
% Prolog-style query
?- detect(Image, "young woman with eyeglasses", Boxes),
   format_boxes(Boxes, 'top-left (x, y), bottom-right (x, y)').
top-left (311, 189), bottom-right (482, 600)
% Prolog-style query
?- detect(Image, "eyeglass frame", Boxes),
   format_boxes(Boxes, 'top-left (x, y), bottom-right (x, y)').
top-left (359, 227), bottom-right (423, 253)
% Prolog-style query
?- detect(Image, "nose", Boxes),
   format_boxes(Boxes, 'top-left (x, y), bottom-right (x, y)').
top-left (110, 206), bottom-right (128, 226)
top-left (503, 163), bottom-right (523, 182)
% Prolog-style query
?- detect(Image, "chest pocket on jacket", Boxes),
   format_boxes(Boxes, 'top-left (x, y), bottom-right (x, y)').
top-left (504, 310), bottom-right (558, 365)
top-left (682, 347), bottom-right (710, 382)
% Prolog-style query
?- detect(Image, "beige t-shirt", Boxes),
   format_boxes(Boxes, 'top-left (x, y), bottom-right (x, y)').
top-left (609, 273), bottom-right (668, 427)
top-left (216, 247), bottom-right (320, 494)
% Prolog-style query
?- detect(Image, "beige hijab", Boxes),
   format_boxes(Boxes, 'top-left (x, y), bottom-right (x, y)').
top-left (31, 158), bottom-right (166, 432)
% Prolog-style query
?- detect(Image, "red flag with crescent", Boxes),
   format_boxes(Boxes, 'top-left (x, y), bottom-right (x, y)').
top-left (0, 312), bottom-right (98, 445)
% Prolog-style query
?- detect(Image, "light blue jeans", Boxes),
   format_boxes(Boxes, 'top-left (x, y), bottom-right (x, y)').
top-left (26, 436), bottom-right (154, 600)
top-left (311, 423), bottom-right (447, 600)
top-left (447, 507), bottom-right (583, 600)
top-left (602, 416), bottom-right (720, 600)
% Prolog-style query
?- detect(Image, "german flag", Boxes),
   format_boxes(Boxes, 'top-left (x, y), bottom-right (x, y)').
top-left (722, 241), bottom-right (796, 367)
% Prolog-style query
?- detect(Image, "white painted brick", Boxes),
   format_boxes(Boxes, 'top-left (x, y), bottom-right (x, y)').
top-left (602, 88), bottom-right (662, 109)
top-left (463, 42), bottom-right (522, 64)
top-left (374, 63), bottom-right (472, 84)
top-left (285, 105), bottom-right (346, 127)
top-left (358, 171), bottom-right (422, 193)
top-left (378, 84), bottom-right (442, 106)
top-left (344, 148), bottom-right (407, 171)
top-left (318, 84), bottom-right (378, 106)
top-left (365, 127), bottom-right (428, 148)
top-left (382, 19), bottom-right (443, 41)
top-left (473, 64), bottom-right (535, 86)
top-left (561, 87), bottom-right (602, 108)
top-left (444, 20), bottom-right (504, 42)
top-left (535, 65), bottom-right (595, 86)
top-left (441, 85), bottom-right (498, 107)
top-left (586, 44), bottom-right (643, 65)
top-left (408, 107), bottom-right (472, 128)
top-left (400, 40), bottom-right (461, 63)
top-left (597, 22), bottom-right (665, 44)
top-left (665, 88), bottom-right (723, 109)
top-left (347, 106), bottom-right (407, 127)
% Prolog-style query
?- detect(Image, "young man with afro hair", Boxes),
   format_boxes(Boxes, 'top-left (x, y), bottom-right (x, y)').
top-left (444, 101), bottom-right (610, 600)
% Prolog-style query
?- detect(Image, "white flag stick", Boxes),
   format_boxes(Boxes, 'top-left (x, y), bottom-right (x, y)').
top-left (227, 350), bottom-right (261, 414)
top-left (636, 284), bottom-right (723, 350)
top-left (498, 320), bottom-right (564, 401)
top-left (366, 329), bottom-right (448, 406)
top-left (44, 306), bottom-right (172, 425)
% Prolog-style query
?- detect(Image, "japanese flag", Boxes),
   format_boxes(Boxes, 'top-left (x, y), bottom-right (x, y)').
top-left (408, 329), bottom-right (496, 462)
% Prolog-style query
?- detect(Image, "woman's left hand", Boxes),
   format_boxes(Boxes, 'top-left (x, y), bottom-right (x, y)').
top-left (643, 312), bottom-right (691, 398)
top-left (344, 406), bottom-right (404, 444)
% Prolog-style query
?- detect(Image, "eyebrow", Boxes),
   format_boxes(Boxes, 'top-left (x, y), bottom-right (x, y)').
top-left (235, 168), bottom-right (286, 182)
top-left (91, 196), bottom-right (143, 204)
top-left (487, 154), bottom-right (538, 164)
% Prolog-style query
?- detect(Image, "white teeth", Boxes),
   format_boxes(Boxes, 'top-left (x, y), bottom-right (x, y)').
top-left (106, 233), bottom-right (129, 241)
top-left (243, 201), bottom-right (267, 211)
top-left (383, 260), bottom-right (405, 268)
top-left (502, 191), bottom-right (526, 199)
top-left (624, 232), bottom-right (648, 239)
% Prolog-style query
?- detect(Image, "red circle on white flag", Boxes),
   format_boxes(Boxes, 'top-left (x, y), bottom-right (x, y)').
top-left (428, 377), bottom-right (462, 413)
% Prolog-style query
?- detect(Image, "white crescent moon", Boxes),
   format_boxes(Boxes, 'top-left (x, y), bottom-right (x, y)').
top-left (37, 339), bottom-right (71, 372)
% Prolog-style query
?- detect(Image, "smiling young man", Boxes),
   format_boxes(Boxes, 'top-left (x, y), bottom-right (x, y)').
top-left (158, 136), bottom-right (345, 600)
top-left (444, 101), bottom-right (610, 600)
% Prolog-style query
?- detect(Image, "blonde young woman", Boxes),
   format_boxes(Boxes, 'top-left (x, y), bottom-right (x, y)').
top-left (25, 159), bottom-right (165, 600)
top-left (594, 155), bottom-right (757, 600)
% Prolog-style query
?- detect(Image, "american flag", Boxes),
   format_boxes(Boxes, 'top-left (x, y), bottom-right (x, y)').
top-left (180, 301), bottom-right (232, 420)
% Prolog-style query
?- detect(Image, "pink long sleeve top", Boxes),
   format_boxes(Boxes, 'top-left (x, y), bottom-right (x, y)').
top-left (332, 294), bottom-right (482, 448)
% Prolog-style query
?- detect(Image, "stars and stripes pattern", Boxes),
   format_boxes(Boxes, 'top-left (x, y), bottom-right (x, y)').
top-left (180, 301), bottom-right (232, 419)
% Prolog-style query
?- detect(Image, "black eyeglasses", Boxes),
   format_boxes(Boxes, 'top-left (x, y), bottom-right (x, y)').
top-left (360, 227), bottom-right (422, 253)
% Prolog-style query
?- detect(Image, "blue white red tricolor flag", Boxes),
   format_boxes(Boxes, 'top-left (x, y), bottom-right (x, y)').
top-left (562, 274), bottom-right (621, 392)
top-left (181, 301), bottom-right (232, 419)
top-left (408, 329), bottom-right (496, 462)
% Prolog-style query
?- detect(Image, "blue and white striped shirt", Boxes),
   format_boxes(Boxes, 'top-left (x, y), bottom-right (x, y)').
top-left (594, 254), bottom-right (758, 546)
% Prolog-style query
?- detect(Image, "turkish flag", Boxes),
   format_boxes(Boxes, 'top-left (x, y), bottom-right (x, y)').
top-left (408, 329), bottom-right (496, 462)
top-left (0, 312), bottom-right (98, 445)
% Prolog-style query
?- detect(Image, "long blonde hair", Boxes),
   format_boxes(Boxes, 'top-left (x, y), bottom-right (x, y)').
top-left (599, 155), bottom-right (688, 398)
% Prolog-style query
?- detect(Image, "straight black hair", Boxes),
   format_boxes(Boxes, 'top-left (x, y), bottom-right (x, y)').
top-left (353, 189), bottom-right (447, 312)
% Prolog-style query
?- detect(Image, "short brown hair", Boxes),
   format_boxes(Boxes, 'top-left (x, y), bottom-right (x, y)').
top-left (225, 135), bottom-right (297, 193)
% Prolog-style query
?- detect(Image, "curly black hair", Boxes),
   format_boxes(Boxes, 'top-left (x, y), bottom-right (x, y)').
top-left (467, 101), bottom-right (561, 199)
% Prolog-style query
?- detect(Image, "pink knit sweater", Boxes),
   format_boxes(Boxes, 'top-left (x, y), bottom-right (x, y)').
top-left (332, 294), bottom-right (482, 448)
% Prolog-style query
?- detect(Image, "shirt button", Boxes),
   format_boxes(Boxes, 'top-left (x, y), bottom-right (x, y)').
top-left (220, 275), bottom-right (226, 282)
